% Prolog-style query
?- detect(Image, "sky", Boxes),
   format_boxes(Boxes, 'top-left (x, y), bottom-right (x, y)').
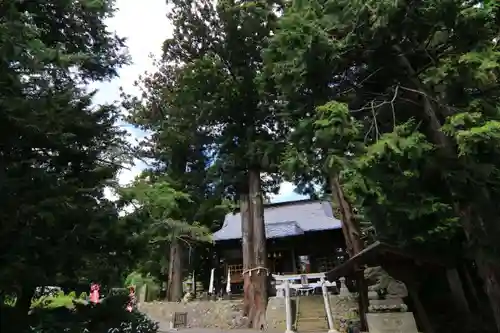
top-left (93, 0), bottom-right (306, 203)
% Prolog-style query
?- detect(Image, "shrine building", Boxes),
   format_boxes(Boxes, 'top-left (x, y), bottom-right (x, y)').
top-left (212, 199), bottom-right (347, 294)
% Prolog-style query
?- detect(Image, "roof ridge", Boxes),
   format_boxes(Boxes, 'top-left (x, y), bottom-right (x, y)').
top-left (213, 200), bottom-right (340, 241)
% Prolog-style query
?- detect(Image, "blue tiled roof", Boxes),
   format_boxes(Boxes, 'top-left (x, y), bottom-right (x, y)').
top-left (213, 200), bottom-right (342, 241)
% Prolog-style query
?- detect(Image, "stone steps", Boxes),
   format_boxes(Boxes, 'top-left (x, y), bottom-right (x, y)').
top-left (296, 296), bottom-right (328, 333)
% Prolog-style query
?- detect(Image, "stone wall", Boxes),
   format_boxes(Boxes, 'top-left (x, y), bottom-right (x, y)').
top-left (139, 296), bottom-right (292, 331)
top-left (139, 299), bottom-right (248, 330)
top-left (329, 294), bottom-right (359, 331)
top-left (139, 295), bottom-right (355, 331)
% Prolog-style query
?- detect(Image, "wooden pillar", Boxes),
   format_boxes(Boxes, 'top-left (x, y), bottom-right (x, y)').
top-left (355, 268), bottom-right (369, 331)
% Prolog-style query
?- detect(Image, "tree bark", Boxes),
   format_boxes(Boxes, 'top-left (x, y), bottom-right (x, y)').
top-left (249, 169), bottom-right (268, 329)
top-left (461, 263), bottom-right (480, 310)
top-left (477, 259), bottom-right (500, 332)
top-left (329, 173), bottom-right (368, 331)
top-left (330, 174), bottom-right (363, 256)
top-left (461, 209), bottom-right (500, 331)
top-left (446, 268), bottom-right (470, 314)
top-left (167, 237), bottom-right (183, 301)
top-left (240, 193), bottom-right (254, 316)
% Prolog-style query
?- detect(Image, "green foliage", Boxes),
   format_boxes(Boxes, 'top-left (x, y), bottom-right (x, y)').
top-left (0, 0), bottom-right (137, 327)
top-left (28, 294), bottom-right (158, 333)
top-left (120, 179), bottom-right (212, 242)
top-left (347, 122), bottom-right (460, 246)
top-left (152, 0), bottom-right (286, 196)
top-left (121, 0), bottom-right (285, 289)
top-left (124, 272), bottom-right (157, 290)
top-left (30, 290), bottom-right (91, 310)
top-left (264, 1), bottom-right (500, 326)
top-left (116, 0), bottom-right (500, 328)
top-left (7, 0), bottom-right (500, 329)
top-left (269, 0), bottom-right (500, 250)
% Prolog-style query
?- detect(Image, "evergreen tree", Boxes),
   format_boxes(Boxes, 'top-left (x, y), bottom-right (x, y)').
top-left (123, 56), bottom-right (228, 301)
top-left (0, 0), bottom-right (131, 327)
top-left (141, 0), bottom-right (285, 325)
top-left (266, 0), bottom-right (500, 330)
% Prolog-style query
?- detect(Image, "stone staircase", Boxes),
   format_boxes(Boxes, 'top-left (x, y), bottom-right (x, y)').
top-left (295, 295), bottom-right (329, 332)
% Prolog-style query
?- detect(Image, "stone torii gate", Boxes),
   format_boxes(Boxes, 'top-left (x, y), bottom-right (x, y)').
top-left (273, 272), bottom-right (340, 333)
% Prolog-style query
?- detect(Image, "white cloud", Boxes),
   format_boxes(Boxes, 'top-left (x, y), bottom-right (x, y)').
top-left (270, 182), bottom-right (308, 203)
top-left (92, 0), bottom-right (170, 105)
top-left (91, 0), bottom-right (170, 195)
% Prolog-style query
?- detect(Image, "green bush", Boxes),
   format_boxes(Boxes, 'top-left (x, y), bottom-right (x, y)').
top-left (79, 292), bottom-right (88, 300)
top-left (2, 294), bottom-right (16, 306)
top-left (31, 290), bottom-right (83, 309)
top-left (28, 294), bottom-right (158, 333)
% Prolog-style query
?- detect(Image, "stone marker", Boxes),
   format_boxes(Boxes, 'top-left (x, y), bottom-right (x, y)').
top-left (366, 312), bottom-right (418, 333)
top-left (364, 266), bottom-right (418, 333)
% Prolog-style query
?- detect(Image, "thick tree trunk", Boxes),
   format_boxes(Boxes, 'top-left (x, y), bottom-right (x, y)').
top-left (461, 209), bottom-right (500, 331)
top-left (167, 237), bottom-right (183, 301)
top-left (329, 173), bottom-right (368, 331)
top-left (446, 268), bottom-right (470, 314)
top-left (240, 193), bottom-right (254, 316)
top-left (461, 263), bottom-right (480, 309)
top-left (330, 174), bottom-right (363, 255)
top-left (473, 251), bottom-right (500, 332)
top-left (249, 169), bottom-right (268, 329)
